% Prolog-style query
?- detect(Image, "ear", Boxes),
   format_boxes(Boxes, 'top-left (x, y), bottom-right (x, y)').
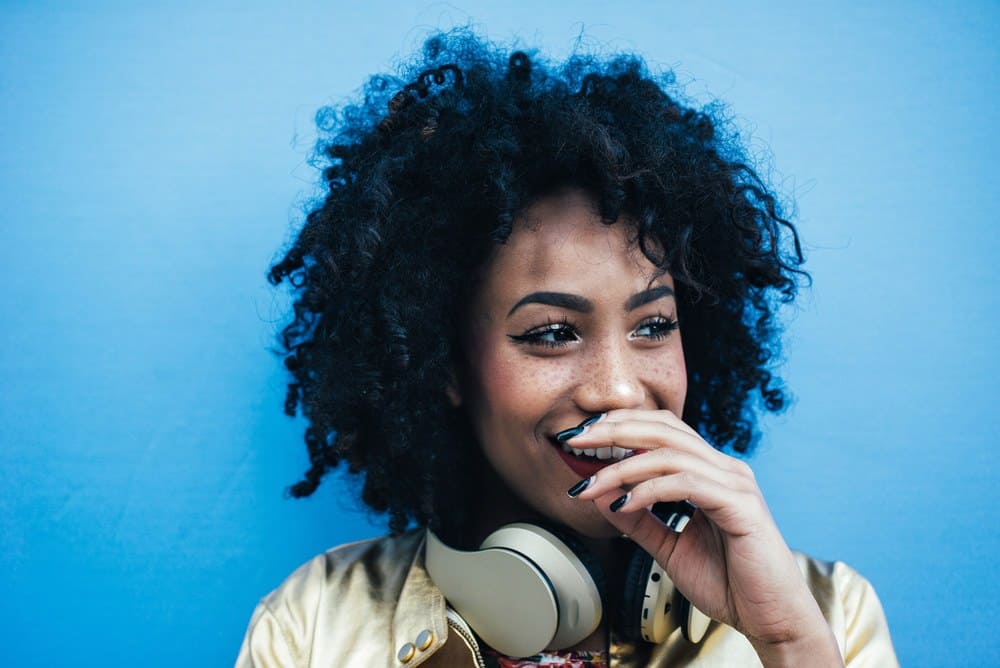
top-left (445, 365), bottom-right (463, 407)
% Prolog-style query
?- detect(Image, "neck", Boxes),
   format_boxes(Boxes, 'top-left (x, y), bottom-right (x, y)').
top-left (463, 471), bottom-right (637, 656)
top-left (467, 464), bottom-right (631, 602)
top-left (469, 462), bottom-right (627, 561)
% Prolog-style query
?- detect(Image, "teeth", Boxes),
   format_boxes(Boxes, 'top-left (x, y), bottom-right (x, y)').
top-left (563, 444), bottom-right (636, 461)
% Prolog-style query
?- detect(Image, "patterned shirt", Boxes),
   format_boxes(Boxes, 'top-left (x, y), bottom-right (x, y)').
top-left (483, 647), bottom-right (609, 667)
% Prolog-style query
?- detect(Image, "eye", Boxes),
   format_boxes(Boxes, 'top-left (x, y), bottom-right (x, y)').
top-left (508, 317), bottom-right (580, 349)
top-left (633, 314), bottom-right (680, 341)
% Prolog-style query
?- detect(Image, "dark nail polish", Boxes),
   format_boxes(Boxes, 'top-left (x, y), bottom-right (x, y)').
top-left (555, 426), bottom-right (584, 442)
top-left (567, 476), bottom-right (593, 497)
top-left (609, 492), bottom-right (630, 512)
top-left (555, 413), bottom-right (604, 442)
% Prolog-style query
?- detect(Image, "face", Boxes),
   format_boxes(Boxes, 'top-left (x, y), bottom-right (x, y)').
top-left (450, 189), bottom-right (687, 538)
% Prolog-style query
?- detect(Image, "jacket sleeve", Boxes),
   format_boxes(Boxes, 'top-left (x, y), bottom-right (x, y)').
top-left (835, 562), bottom-right (900, 667)
top-left (235, 601), bottom-right (302, 668)
top-left (234, 554), bottom-right (331, 668)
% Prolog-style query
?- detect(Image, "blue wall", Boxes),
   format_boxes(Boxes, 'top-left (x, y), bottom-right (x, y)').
top-left (2, 2), bottom-right (997, 665)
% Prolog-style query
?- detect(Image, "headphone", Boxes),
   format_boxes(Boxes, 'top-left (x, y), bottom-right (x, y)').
top-left (424, 504), bottom-right (711, 658)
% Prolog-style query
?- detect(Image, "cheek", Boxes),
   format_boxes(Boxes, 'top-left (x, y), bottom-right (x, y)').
top-left (462, 336), bottom-right (518, 424)
top-left (472, 346), bottom-right (568, 416)
top-left (646, 347), bottom-right (688, 404)
top-left (463, 346), bottom-right (578, 450)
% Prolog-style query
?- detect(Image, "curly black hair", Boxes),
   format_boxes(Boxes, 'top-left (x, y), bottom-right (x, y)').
top-left (267, 29), bottom-right (808, 539)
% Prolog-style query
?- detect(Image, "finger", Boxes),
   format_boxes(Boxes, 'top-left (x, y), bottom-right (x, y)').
top-left (572, 448), bottom-right (740, 500)
top-left (567, 417), bottom-right (708, 456)
top-left (567, 416), bottom-right (744, 475)
top-left (602, 410), bottom-right (752, 477)
top-left (609, 471), bottom-right (766, 536)
top-left (604, 408), bottom-right (700, 438)
top-left (590, 490), bottom-right (682, 561)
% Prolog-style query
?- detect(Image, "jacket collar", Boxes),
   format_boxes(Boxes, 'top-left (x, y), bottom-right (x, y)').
top-left (389, 530), bottom-right (452, 665)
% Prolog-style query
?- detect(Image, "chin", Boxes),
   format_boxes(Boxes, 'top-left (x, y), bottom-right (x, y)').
top-left (574, 522), bottom-right (623, 540)
top-left (552, 504), bottom-right (621, 540)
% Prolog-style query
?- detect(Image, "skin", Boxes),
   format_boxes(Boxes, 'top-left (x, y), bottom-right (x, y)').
top-left (448, 188), bottom-right (843, 666)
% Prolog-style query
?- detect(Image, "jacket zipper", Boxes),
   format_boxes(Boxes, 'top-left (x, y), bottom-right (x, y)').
top-left (445, 607), bottom-right (486, 668)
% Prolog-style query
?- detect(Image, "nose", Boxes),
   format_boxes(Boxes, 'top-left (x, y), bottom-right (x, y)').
top-left (572, 336), bottom-right (646, 413)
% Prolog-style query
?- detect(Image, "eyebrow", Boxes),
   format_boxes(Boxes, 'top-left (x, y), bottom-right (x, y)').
top-left (624, 285), bottom-right (675, 311)
top-left (506, 285), bottom-right (674, 318)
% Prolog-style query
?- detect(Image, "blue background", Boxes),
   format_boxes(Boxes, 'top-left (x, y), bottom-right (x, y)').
top-left (2, 2), bottom-right (997, 665)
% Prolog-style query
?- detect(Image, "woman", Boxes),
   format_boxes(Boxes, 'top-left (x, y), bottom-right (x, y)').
top-left (237, 30), bottom-right (898, 667)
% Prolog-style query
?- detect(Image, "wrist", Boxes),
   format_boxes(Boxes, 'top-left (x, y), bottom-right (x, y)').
top-left (750, 625), bottom-right (844, 668)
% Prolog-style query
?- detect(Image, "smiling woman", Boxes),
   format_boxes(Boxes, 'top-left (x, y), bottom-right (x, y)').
top-left (236, 29), bottom-right (899, 667)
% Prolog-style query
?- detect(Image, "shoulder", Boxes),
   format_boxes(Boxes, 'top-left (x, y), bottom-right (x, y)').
top-left (790, 551), bottom-right (900, 667)
top-left (259, 529), bottom-right (424, 611)
top-left (789, 550), bottom-right (883, 619)
top-left (236, 530), bottom-right (426, 668)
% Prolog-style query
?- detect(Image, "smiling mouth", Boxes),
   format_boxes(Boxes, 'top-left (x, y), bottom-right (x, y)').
top-left (547, 436), bottom-right (639, 479)
top-left (547, 437), bottom-right (637, 462)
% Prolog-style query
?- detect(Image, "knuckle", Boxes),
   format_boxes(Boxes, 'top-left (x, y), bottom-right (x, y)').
top-left (676, 470), bottom-right (697, 492)
top-left (605, 420), bottom-right (621, 443)
top-left (645, 477), bottom-right (667, 497)
top-left (627, 482), bottom-right (648, 506)
top-left (733, 458), bottom-right (754, 480)
top-left (740, 490), bottom-right (766, 515)
top-left (647, 447), bottom-right (672, 467)
top-left (655, 477), bottom-right (678, 500)
top-left (607, 467), bottom-right (628, 487)
top-left (717, 453), bottom-right (751, 478)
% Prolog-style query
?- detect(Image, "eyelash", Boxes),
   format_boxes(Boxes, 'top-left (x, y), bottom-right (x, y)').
top-left (508, 313), bottom-right (680, 349)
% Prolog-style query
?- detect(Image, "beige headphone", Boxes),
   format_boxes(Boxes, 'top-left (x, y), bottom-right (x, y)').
top-left (425, 518), bottom-right (711, 658)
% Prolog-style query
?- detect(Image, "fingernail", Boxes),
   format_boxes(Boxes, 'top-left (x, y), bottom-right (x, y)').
top-left (555, 413), bottom-right (605, 442)
top-left (661, 501), bottom-right (696, 533)
top-left (567, 476), bottom-right (594, 498)
top-left (665, 511), bottom-right (692, 533)
top-left (609, 492), bottom-right (631, 512)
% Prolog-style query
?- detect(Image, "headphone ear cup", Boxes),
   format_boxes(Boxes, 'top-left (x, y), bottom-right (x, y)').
top-left (479, 523), bottom-right (605, 652)
top-left (616, 546), bottom-right (653, 641)
top-left (425, 528), bottom-right (561, 657)
top-left (617, 504), bottom-right (712, 645)
top-left (676, 593), bottom-right (712, 644)
top-left (617, 547), bottom-right (682, 644)
top-left (532, 522), bottom-right (607, 604)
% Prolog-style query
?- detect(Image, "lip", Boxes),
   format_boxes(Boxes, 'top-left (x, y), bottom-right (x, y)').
top-left (553, 442), bottom-right (616, 478)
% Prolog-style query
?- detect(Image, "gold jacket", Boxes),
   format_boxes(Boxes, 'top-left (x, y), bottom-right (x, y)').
top-left (236, 530), bottom-right (899, 667)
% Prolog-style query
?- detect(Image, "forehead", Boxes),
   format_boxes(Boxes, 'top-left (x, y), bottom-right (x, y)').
top-left (482, 190), bottom-right (664, 293)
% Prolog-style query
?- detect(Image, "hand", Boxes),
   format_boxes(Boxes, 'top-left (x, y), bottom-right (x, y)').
top-left (566, 409), bottom-right (843, 665)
